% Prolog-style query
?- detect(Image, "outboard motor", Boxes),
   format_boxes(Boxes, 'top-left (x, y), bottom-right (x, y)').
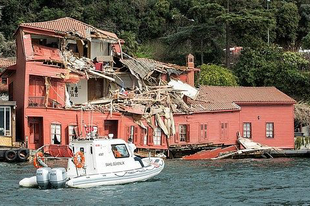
top-left (36, 167), bottom-right (51, 189)
top-left (49, 168), bottom-right (67, 189)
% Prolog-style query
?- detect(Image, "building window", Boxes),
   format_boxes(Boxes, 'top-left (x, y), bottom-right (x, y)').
top-left (127, 125), bottom-right (138, 143)
top-left (0, 107), bottom-right (11, 136)
top-left (243, 123), bottom-right (252, 138)
top-left (51, 123), bottom-right (61, 144)
top-left (153, 127), bottom-right (162, 145)
top-left (179, 124), bottom-right (188, 142)
top-left (200, 124), bottom-right (207, 139)
top-left (143, 127), bottom-right (148, 145)
top-left (68, 125), bottom-right (78, 142)
top-left (2, 78), bottom-right (7, 85)
top-left (266, 123), bottom-right (274, 138)
top-left (129, 125), bottom-right (135, 141)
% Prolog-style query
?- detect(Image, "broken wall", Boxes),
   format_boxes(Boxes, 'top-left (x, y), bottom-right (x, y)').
top-left (91, 40), bottom-right (109, 59)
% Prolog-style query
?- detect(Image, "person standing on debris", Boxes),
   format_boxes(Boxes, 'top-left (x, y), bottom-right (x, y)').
top-left (128, 138), bottom-right (136, 156)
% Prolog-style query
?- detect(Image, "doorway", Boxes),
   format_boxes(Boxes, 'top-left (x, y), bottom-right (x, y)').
top-left (104, 120), bottom-right (118, 139)
top-left (28, 117), bottom-right (43, 149)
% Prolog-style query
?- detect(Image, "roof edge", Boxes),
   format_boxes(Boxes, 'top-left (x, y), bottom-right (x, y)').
top-left (235, 101), bottom-right (296, 105)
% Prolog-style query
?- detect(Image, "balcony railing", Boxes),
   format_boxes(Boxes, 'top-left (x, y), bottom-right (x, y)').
top-left (28, 96), bottom-right (61, 108)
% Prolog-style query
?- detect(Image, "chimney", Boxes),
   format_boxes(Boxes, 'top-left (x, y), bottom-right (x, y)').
top-left (187, 54), bottom-right (195, 87)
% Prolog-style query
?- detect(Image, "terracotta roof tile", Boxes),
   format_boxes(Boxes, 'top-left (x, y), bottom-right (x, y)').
top-left (20, 17), bottom-right (118, 40)
top-left (0, 57), bottom-right (16, 68)
top-left (188, 86), bottom-right (295, 113)
top-left (120, 58), bottom-right (186, 79)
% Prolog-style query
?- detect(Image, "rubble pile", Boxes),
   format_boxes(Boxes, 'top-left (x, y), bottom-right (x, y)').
top-left (60, 50), bottom-right (198, 137)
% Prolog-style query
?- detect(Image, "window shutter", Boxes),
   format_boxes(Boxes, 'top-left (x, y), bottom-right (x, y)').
top-left (148, 127), bottom-right (153, 146)
top-left (162, 133), bottom-right (166, 145)
top-left (175, 132), bottom-right (179, 143)
top-left (74, 126), bottom-right (79, 138)
top-left (220, 122), bottom-right (223, 139)
top-left (225, 123), bottom-right (229, 139)
top-left (199, 124), bottom-right (203, 142)
top-left (134, 126), bottom-right (138, 144)
top-left (126, 126), bottom-right (130, 139)
top-left (140, 129), bottom-right (144, 146)
top-left (186, 124), bottom-right (190, 142)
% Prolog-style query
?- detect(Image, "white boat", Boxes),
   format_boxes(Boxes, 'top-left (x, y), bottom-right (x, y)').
top-left (19, 138), bottom-right (164, 189)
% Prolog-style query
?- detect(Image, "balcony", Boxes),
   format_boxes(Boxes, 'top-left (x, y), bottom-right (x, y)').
top-left (28, 96), bottom-right (61, 108)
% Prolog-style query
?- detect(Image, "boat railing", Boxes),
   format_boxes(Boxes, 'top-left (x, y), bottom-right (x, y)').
top-left (35, 144), bottom-right (73, 159)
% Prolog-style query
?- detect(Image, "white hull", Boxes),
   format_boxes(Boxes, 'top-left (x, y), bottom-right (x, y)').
top-left (66, 158), bottom-right (164, 188)
top-left (20, 139), bottom-right (165, 189)
top-left (19, 176), bottom-right (37, 188)
top-left (20, 158), bottom-right (164, 189)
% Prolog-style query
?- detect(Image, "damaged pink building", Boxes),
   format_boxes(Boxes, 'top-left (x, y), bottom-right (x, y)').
top-left (2, 18), bottom-right (295, 156)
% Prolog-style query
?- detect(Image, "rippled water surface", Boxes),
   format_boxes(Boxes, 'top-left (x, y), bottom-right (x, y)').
top-left (1, 158), bottom-right (310, 205)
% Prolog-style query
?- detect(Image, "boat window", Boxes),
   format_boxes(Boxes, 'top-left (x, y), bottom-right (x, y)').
top-left (80, 147), bottom-right (84, 153)
top-left (111, 144), bottom-right (129, 158)
top-left (90, 146), bottom-right (93, 154)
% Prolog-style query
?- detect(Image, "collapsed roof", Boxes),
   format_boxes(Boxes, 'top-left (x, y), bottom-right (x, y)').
top-left (20, 17), bottom-right (118, 42)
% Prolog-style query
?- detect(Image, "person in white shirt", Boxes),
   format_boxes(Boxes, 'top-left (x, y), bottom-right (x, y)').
top-left (128, 138), bottom-right (144, 167)
top-left (127, 138), bottom-right (136, 156)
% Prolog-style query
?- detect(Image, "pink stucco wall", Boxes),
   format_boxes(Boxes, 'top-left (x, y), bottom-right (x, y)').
top-left (238, 104), bottom-right (294, 149)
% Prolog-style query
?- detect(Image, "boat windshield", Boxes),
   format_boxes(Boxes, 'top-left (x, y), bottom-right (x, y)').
top-left (111, 144), bottom-right (129, 158)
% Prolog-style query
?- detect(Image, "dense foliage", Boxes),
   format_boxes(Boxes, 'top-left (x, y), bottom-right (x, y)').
top-left (0, 1), bottom-right (309, 59)
top-left (199, 64), bottom-right (238, 86)
top-left (233, 47), bottom-right (310, 100)
top-left (2, 0), bottom-right (310, 100)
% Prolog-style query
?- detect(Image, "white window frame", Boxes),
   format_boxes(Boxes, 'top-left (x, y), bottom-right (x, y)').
top-left (266, 122), bottom-right (274, 138)
top-left (153, 127), bottom-right (161, 146)
top-left (68, 125), bottom-right (78, 142)
top-left (0, 106), bottom-right (11, 137)
top-left (243, 122), bottom-right (251, 138)
top-left (51, 123), bottom-right (61, 144)
top-left (129, 125), bottom-right (135, 141)
top-left (179, 124), bottom-right (187, 142)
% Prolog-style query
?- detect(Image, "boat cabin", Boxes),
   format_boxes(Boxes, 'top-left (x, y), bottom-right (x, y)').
top-left (67, 138), bottom-right (142, 178)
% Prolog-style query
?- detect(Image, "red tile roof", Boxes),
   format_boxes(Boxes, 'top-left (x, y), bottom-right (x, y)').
top-left (20, 17), bottom-right (118, 40)
top-left (188, 86), bottom-right (295, 113)
top-left (0, 57), bottom-right (16, 68)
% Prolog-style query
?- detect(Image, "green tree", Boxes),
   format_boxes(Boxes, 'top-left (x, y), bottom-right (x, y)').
top-left (234, 46), bottom-right (310, 100)
top-left (302, 32), bottom-right (310, 49)
top-left (0, 33), bottom-right (16, 57)
top-left (297, 3), bottom-right (310, 44)
top-left (223, 9), bottom-right (276, 47)
top-left (163, 3), bottom-right (226, 65)
top-left (276, 2), bottom-right (300, 47)
top-left (199, 64), bottom-right (238, 86)
top-left (36, 7), bottom-right (66, 22)
top-left (119, 31), bottom-right (139, 56)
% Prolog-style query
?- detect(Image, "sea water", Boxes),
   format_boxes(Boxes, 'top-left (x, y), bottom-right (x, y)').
top-left (1, 158), bottom-right (310, 205)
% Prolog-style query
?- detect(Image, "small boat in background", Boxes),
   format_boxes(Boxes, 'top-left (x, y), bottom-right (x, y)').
top-left (19, 138), bottom-right (164, 189)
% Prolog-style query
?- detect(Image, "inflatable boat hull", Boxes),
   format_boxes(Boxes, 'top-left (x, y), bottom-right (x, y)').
top-left (66, 159), bottom-right (164, 188)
